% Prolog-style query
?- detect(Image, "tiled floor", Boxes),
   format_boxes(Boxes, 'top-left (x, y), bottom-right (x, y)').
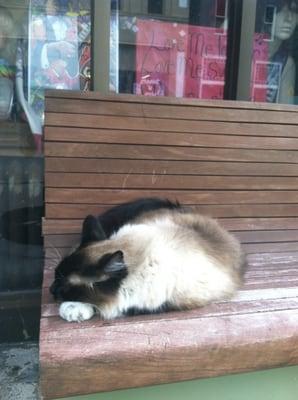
top-left (0, 342), bottom-right (40, 400)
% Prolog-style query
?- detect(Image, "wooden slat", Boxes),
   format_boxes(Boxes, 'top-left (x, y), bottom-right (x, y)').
top-left (42, 217), bottom-right (298, 235)
top-left (221, 217), bottom-right (298, 231)
top-left (45, 188), bottom-right (298, 205)
top-left (45, 89), bottom-right (298, 111)
top-left (236, 230), bottom-right (298, 242)
top-left (44, 142), bottom-right (298, 164)
top-left (45, 204), bottom-right (109, 219)
top-left (45, 158), bottom-right (298, 176)
top-left (44, 126), bottom-right (298, 150)
top-left (243, 242), bottom-right (298, 254)
top-left (45, 173), bottom-right (298, 190)
top-left (45, 113), bottom-right (298, 137)
top-left (43, 234), bottom-right (80, 249)
top-left (45, 99), bottom-right (298, 124)
top-left (45, 203), bottom-right (298, 219)
top-left (43, 230), bottom-right (298, 249)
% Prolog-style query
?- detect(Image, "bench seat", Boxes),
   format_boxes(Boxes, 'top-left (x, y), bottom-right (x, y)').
top-left (40, 90), bottom-right (298, 399)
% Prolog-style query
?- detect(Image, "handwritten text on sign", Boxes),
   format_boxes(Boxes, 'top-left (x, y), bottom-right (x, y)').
top-left (135, 20), bottom-right (227, 99)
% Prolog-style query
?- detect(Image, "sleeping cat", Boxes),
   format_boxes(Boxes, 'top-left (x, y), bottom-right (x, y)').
top-left (50, 198), bottom-right (246, 322)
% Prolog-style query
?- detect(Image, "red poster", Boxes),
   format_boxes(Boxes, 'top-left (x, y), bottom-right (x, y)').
top-left (136, 21), bottom-right (269, 102)
top-left (135, 20), bottom-right (227, 99)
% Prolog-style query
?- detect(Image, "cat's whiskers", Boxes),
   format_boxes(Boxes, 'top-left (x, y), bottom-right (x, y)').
top-left (46, 259), bottom-right (61, 270)
top-left (88, 282), bottom-right (96, 294)
top-left (47, 241), bottom-right (63, 262)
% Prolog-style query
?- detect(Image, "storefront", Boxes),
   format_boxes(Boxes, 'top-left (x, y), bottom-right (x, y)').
top-left (0, 0), bottom-right (297, 341)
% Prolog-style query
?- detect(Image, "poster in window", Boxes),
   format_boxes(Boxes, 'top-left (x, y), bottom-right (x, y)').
top-left (28, 0), bottom-right (91, 122)
top-left (135, 19), bottom-right (227, 99)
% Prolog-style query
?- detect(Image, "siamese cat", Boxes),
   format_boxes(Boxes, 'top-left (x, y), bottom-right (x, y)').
top-left (50, 198), bottom-right (245, 322)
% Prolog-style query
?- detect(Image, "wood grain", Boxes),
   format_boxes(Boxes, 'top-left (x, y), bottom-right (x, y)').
top-left (40, 309), bottom-right (298, 399)
top-left (45, 141), bottom-right (298, 163)
top-left (45, 98), bottom-right (298, 123)
top-left (45, 203), bottom-right (298, 219)
top-left (45, 158), bottom-right (298, 176)
top-left (42, 217), bottom-right (298, 235)
top-left (45, 188), bottom-right (298, 205)
top-left (45, 89), bottom-right (298, 111)
top-left (45, 126), bottom-right (298, 144)
top-left (45, 173), bottom-right (298, 190)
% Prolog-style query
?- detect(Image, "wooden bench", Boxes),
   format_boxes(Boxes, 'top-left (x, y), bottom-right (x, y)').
top-left (40, 90), bottom-right (298, 399)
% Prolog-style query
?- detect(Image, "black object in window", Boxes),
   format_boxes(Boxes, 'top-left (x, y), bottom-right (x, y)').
top-left (148, 0), bottom-right (163, 14)
top-left (264, 4), bottom-right (275, 23)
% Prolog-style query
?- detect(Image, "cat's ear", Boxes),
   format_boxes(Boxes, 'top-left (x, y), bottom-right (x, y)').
top-left (102, 250), bottom-right (126, 276)
top-left (89, 251), bottom-right (127, 284)
top-left (81, 215), bottom-right (106, 246)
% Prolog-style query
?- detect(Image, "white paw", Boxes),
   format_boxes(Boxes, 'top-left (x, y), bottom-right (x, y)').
top-left (59, 302), bottom-right (95, 322)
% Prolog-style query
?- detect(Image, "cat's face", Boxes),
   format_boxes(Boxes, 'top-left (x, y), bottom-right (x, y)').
top-left (50, 216), bottom-right (128, 304)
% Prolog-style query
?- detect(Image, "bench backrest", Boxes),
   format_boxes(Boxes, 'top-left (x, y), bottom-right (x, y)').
top-left (40, 90), bottom-right (298, 399)
top-left (43, 90), bottom-right (298, 258)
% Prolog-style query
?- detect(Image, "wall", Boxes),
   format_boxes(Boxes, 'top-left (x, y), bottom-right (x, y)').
top-left (59, 366), bottom-right (298, 400)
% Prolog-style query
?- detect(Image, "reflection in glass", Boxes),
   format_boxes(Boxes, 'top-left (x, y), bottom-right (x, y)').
top-left (27, 0), bottom-right (92, 151)
top-left (112, 0), bottom-right (229, 100)
top-left (0, 6), bottom-right (15, 122)
top-left (0, 1), bottom-right (91, 338)
top-left (251, 0), bottom-right (297, 104)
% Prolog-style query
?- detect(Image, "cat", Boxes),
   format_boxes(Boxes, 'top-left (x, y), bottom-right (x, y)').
top-left (50, 197), bottom-right (246, 322)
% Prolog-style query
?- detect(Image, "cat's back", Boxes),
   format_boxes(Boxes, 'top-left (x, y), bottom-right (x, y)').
top-left (135, 207), bottom-right (235, 246)
top-left (114, 207), bottom-right (243, 268)
top-left (135, 208), bottom-right (244, 273)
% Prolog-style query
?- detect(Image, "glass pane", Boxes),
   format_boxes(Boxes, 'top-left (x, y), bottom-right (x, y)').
top-left (110, 0), bottom-right (229, 99)
top-left (0, 0), bottom-right (91, 340)
top-left (251, 0), bottom-right (298, 104)
top-left (27, 0), bottom-right (92, 151)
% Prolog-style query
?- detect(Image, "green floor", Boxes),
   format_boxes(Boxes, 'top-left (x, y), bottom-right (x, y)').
top-left (60, 365), bottom-right (298, 400)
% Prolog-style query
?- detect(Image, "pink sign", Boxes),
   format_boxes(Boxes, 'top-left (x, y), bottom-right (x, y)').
top-left (136, 20), bottom-right (227, 99)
